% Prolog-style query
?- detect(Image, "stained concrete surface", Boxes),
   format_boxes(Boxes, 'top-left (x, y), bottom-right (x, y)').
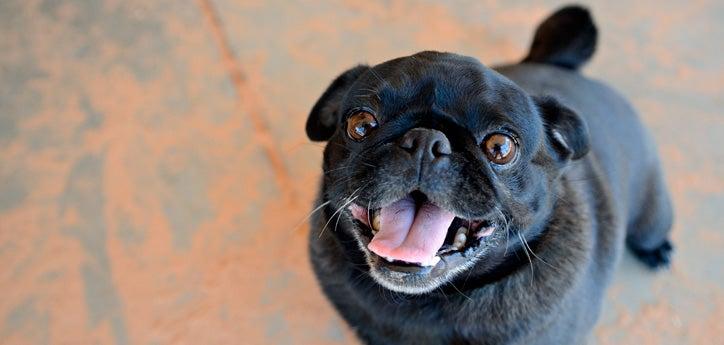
top-left (0, 0), bottom-right (722, 344)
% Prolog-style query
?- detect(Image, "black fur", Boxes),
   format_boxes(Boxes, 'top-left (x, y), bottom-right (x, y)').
top-left (535, 96), bottom-right (590, 160)
top-left (629, 239), bottom-right (673, 269)
top-left (306, 5), bottom-right (672, 345)
top-left (523, 5), bottom-right (597, 70)
top-left (307, 65), bottom-right (370, 141)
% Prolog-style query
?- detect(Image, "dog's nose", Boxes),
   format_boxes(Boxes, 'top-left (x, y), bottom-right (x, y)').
top-left (399, 128), bottom-right (451, 160)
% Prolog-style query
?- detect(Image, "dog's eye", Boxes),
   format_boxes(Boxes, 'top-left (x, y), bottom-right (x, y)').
top-left (482, 133), bottom-right (517, 164)
top-left (346, 111), bottom-right (378, 141)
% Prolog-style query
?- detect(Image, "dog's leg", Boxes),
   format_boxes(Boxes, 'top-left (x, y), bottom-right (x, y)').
top-left (626, 169), bottom-right (674, 269)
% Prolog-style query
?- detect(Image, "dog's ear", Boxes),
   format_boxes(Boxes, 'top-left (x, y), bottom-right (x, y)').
top-left (306, 65), bottom-right (370, 141)
top-left (535, 96), bottom-right (590, 160)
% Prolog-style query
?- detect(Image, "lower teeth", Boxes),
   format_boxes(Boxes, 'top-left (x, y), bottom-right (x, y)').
top-left (451, 227), bottom-right (468, 250)
top-left (423, 255), bottom-right (441, 267)
top-left (475, 226), bottom-right (495, 239)
top-left (366, 210), bottom-right (495, 256)
top-left (371, 212), bottom-right (381, 234)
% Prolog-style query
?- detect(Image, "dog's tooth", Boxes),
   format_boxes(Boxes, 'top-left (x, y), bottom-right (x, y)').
top-left (452, 237), bottom-right (466, 250)
top-left (476, 226), bottom-right (495, 239)
top-left (452, 228), bottom-right (467, 250)
top-left (431, 255), bottom-right (441, 266)
top-left (371, 211), bottom-right (381, 232)
top-left (423, 255), bottom-right (441, 267)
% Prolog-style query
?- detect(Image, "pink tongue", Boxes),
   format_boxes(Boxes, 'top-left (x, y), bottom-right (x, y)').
top-left (364, 196), bottom-right (455, 265)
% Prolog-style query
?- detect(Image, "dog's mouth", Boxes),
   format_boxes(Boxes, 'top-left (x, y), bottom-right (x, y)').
top-left (348, 191), bottom-right (498, 270)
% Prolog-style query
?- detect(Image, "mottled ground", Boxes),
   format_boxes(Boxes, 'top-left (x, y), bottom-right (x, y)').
top-left (0, 1), bottom-right (722, 344)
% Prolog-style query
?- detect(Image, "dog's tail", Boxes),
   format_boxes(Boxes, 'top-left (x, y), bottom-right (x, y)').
top-left (522, 5), bottom-right (597, 70)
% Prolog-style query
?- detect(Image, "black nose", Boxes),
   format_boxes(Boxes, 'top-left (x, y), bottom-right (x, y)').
top-left (399, 128), bottom-right (452, 161)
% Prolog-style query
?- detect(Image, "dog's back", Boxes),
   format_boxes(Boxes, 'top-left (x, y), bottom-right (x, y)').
top-left (497, 6), bottom-right (673, 270)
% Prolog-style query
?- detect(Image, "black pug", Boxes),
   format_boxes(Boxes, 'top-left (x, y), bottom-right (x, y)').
top-left (306, 5), bottom-right (673, 345)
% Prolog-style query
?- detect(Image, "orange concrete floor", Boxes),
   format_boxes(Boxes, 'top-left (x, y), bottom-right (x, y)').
top-left (0, 1), bottom-right (722, 344)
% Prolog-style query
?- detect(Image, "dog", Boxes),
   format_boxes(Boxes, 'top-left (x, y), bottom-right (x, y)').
top-left (305, 6), bottom-right (673, 345)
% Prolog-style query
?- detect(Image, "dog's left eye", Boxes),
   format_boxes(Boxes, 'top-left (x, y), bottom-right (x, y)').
top-left (482, 133), bottom-right (517, 165)
top-left (346, 111), bottom-right (378, 141)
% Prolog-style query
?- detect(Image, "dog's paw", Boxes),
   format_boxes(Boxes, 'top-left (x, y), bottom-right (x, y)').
top-left (630, 240), bottom-right (673, 269)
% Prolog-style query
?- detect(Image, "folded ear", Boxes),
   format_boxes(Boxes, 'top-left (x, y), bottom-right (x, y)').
top-left (306, 65), bottom-right (370, 141)
top-left (535, 96), bottom-right (590, 161)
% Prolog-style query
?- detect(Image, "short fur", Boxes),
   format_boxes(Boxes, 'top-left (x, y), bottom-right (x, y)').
top-left (306, 5), bottom-right (673, 345)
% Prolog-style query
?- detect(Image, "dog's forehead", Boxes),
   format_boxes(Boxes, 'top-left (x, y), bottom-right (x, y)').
top-left (361, 52), bottom-right (491, 96)
top-left (344, 52), bottom-right (538, 132)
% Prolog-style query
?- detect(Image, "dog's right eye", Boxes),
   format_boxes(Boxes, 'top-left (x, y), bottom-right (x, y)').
top-left (346, 111), bottom-right (378, 141)
top-left (482, 133), bottom-right (517, 165)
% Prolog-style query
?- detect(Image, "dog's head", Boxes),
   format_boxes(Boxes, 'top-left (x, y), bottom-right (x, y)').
top-left (307, 51), bottom-right (589, 294)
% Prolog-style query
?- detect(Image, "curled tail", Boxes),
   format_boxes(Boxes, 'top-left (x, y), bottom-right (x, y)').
top-left (523, 5), bottom-right (597, 70)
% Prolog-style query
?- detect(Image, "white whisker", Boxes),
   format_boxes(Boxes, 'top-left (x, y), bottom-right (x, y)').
top-left (320, 195), bottom-right (359, 238)
top-left (516, 230), bottom-right (535, 284)
top-left (291, 200), bottom-right (331, 232)
top-left (519, 229), bottom-right (559, 272)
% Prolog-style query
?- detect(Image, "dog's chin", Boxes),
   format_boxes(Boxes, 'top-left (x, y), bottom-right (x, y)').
top-left (345, 204), bottom-right (507, 295)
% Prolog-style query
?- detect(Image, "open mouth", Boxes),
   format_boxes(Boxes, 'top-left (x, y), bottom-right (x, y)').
top-left (348, 191), bottom-right (497, 269)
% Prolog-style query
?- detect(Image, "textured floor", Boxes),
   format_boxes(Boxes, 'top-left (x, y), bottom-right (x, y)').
top-left (0, 1), bottom-right (722, 344)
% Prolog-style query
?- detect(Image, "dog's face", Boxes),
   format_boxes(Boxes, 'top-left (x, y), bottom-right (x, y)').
top-left (307, 51), bottom-right (589, 294)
